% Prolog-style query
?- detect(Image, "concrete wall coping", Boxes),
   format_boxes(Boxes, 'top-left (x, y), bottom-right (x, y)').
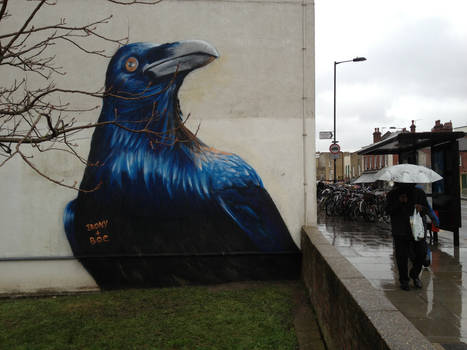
top-left (301, 225), bottom-right (435, 350)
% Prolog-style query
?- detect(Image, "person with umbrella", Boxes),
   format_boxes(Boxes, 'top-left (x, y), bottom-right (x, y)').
top-left (377, 164), bottom-right (443, 291)
top-left (386, 183), bottom-right (429, 290)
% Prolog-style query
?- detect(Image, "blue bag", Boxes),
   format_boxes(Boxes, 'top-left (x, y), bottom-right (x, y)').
top-left (423, 244), bottom-right (432, 267)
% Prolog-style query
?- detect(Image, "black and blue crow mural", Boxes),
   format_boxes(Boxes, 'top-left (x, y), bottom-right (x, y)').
top-left (64, 40), bottom-right (300, 289)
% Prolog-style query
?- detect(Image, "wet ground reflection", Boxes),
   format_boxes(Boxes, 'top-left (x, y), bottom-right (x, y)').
top-left (317, 202), bottom-right (467, 347)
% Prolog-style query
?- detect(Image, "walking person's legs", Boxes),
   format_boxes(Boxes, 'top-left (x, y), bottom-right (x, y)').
top-left (393, 237), bottom-right (410, 290)
top-left (409, 239), bottom-right (426, 288)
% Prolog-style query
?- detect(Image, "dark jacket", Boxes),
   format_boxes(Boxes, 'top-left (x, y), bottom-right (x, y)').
top-left (386, 185), bottom-right (429, 238)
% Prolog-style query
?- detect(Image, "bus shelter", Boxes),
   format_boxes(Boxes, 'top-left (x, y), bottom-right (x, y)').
top-left (358, 131), bottom-right (465, 246)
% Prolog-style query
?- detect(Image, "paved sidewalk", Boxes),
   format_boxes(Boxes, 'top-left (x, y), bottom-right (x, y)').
top-left (317, 200), bottom-right (467, 349)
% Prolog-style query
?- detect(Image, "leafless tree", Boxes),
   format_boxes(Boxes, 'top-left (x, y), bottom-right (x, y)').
top-left (0, 0), bottom-right (162, 190)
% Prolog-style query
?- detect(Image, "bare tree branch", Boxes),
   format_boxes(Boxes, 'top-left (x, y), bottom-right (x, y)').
top-left (0, 0), bottom-right (169, 191)
top-left (0, 0), bottom-right (47, 60)
top-left (107, 0), bottom-right (162, 4)
top-left (0, 0), bottom-right (9, 22)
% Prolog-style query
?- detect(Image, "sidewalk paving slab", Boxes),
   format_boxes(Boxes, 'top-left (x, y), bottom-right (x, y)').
top-left (317, 199), bottom-right (467, 349)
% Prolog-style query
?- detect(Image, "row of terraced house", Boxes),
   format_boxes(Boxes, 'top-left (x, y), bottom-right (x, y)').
top-left (316, 120), bottom-right (467, 196)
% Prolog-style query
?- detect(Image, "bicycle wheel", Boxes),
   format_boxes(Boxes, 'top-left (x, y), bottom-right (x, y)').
top-left (364, 204), bottom-right (377, 222)
top-left (326, 201), bottom-right (335, 216)
top-left (349, 202), bottom-right (360, 221)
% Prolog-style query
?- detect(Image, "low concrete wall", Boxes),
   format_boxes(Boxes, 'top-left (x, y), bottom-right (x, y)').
top-left (301, 226), bottom-right (434, 350)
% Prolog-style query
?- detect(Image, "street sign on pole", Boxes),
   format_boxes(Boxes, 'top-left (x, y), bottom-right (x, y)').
top-left (319, 131), bottom-right (333, 139)
top-left (329, 143), bottom-right (340, 154)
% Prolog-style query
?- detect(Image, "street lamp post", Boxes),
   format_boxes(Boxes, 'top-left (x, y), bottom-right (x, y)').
top-left (333, 56), bottom-right (366, 183)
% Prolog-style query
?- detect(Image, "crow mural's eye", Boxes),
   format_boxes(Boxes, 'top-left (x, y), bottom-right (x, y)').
top-left (125, 57), bottom-right (139, 72)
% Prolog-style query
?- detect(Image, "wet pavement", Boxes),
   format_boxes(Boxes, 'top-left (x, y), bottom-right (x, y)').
top-left (317, 200), bottom-right (467, 349)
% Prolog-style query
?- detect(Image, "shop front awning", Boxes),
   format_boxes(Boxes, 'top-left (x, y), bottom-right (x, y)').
top-left (352, 172), bottom-right (378, 184)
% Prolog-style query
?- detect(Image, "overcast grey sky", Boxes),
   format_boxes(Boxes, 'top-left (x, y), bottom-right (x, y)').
top-left (315, 0), bottom-right (467, 152)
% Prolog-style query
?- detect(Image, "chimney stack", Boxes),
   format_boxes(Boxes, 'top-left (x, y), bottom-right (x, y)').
top-left (432, 120), bottom-right (442, 132)
top-left (373, 128), bottom-right (382, 143)
top-left (432, 120), bottom-right (453, 132)
top-left (444, 121), bottom-right (453, 131)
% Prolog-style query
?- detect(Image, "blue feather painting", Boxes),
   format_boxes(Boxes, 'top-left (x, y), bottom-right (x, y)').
top-left (64, 40), bottom-right (300, 288)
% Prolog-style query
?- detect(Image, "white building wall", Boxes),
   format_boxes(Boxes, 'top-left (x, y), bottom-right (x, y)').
top-left (0, 0), bottom-right (315, 294)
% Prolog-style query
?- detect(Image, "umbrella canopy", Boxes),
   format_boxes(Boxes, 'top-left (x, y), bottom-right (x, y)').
top-left (374, 164), bottom-right (443, 183)
top-left (352, 172), bottom-right (377, 184)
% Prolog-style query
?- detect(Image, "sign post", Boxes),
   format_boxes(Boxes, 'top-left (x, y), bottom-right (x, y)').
top-left (329, 143), bottom-right (340, 154)
top-left (319, 131), bottom-right (333, 139)
top-left (330, 143), bottom-right (341, 182)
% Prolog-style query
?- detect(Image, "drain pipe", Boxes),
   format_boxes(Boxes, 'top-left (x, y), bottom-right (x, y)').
top-left (302, 0), bottom-right (308, 224)
top-left (301, 0), bottom-right (315, 225)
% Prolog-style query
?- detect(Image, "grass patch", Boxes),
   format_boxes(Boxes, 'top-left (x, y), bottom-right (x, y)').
top-left (0, 281), bottom-right (299, 350)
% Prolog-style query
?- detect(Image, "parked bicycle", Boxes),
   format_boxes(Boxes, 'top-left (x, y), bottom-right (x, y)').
top-left (317, 182), bottom-right (390, 224)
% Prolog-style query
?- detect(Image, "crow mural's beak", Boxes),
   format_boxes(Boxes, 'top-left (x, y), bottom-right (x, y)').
top-left (143, 40), bottom-right (219, 80)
